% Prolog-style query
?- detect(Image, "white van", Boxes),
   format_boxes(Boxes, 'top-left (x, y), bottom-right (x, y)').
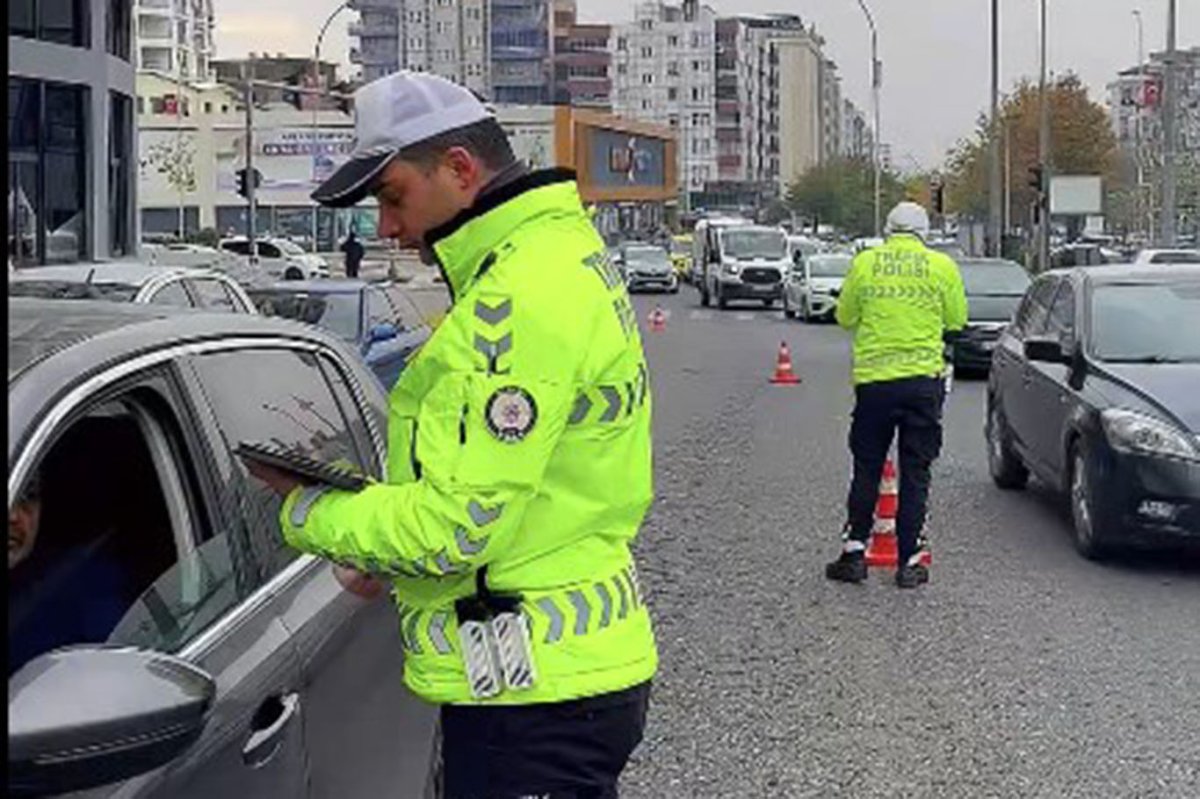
top-left (694, 219), bottom-right (790, 309)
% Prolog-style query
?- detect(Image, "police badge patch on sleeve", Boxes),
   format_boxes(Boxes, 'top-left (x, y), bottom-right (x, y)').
top-left (484, 387), bottom-right (538, 443)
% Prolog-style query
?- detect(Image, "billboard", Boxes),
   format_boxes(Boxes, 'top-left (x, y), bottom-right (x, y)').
top-left (587, 129), bottom-right (667, 189)
top-left (1050, 175), bottom-right (1103, 216)
top-left (217, 126), bottom-right (358, 199)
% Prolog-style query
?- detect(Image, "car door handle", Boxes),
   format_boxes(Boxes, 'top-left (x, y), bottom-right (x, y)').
top-left (242, 693), bottom-right (300, 769)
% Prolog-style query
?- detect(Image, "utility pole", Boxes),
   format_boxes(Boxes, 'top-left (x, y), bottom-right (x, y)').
top-left (1132, 9), bottom-right (1147, 242)
top-left (1037, 0), bottom-right (1051, 272)
top-left (855, 0), bottom-right (882, 238)
top-left (1160, 0), bottom-right (1178, 246)
top-left (243, 58), bottom-right (259, 265)
top-left (988, 0), bottom-right (1002, 257)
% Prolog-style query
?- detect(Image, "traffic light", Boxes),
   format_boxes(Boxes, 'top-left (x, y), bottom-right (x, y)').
top-left (1027, 165), bottom-right (1045, 194)
top-left (235, 168), bottom-right (262, 199)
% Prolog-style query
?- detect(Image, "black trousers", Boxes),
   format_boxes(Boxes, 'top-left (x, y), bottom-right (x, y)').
top-left (441, 682), bottom-right (651, 799)
top-left (846, 376), bottom-right (945, 565)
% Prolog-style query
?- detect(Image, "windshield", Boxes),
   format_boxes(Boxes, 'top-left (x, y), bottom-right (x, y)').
top-left (958, 261), bottom-right (1031, 295)
top-left (1146, 250), bottom-right (1200, 264)
top-left (252, 291), bottom-right (361, 342)
top-left (721, 229), bottom-right (787, 261)
top-left (807, 255), bottom-right (852, 278)
top-left (275, 240), bottom-right (306, 256)
top-left (789, 239), bottom-right (822, 259)
top-left (8, 281), bottom-right (140, 303)
top-left (1090, 281), bottom-right (1200, 363)
top-left (625, 247), bottom-right (670, 266)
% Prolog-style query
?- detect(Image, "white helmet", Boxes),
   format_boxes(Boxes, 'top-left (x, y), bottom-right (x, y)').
top-left (885, 201), bottom-right (931, 239)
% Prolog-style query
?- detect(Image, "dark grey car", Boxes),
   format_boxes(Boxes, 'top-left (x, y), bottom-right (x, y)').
top-left (8, 299), bottom-right (438, 797)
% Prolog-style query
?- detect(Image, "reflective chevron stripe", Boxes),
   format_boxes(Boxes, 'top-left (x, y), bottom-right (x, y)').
top-left (467, 500), bottom-right (503, 527)
top-left (567, 590), bottom-right (591, 636)
top-left (455, 526), bottom-right (488, 557)
top-left (613, 572), bottom-right (630, 619)
top-left (427, 611), bottom-right (453, 655)
top-left (599, 386), bottom-right (622, 422)
top-left (289, 486), bottom-right (333, 528)
top-left (594, 582), bottom-right (613, 629)
top-left (475, 298), bottom-right (512, 325)
top-left (569, 392), bottom-right (593, 424)
top-left (536, 597), bottom-right (564, 644)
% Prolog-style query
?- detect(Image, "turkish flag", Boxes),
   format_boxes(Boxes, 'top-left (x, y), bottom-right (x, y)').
top-left (1142, 79), bottom-right (1161, 108)
top-left (163, 94), bottom-right (179, 115)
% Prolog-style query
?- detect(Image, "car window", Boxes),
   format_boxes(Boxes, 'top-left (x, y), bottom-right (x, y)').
top-left (1013, 277), bottom-right (1057, 339)
top-left (1149, 251), bottom-right (1200, 264)
top-left (148, 280), bottom-right (193, 308)
top-left (187, 348), bottom-right (371, 579)
top-left (1089, 280), bottom-right (1200, 363)
top-left (1046, 282), bottom-right (1076, 342)
top-left (366, 288), bottom-right (394, 330)
top-left (188, 278), bottom-right (237, 312)
top-left (223, 241), bottom-right (250, 256)
top-left (258, 243), bottom-right (282, 259)
top-left (8, 380), bottom-right (246, 673)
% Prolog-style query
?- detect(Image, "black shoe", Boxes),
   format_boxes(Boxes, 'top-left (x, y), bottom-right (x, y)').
top-left (895, 563), bottom-right (930, 589)
top-left (825, 551), bottom-right (868, 583)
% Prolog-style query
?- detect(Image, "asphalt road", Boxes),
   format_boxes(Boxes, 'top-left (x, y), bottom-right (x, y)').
top-left (620, 289), bottom-right (1200, 798)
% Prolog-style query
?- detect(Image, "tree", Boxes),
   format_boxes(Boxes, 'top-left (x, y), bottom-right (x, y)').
top-left (142, 136), bottom-right (198, 196)
top-left (943, 74), bottom-right (1117, 226)
top-left (785, 157), bottom-right (906, 237)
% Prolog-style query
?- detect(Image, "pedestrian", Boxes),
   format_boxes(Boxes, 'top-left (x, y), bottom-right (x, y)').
top-left (340, 228), bottom-right (364, 278)
top-left (242, 71), bottom-right (657, 799)
top-left (825, 201), bottom-right (968, 589)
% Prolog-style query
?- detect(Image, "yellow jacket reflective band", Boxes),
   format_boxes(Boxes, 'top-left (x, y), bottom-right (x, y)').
top-left (280, 168), bottom-right (658, 705)
top-left (836, 234), bottom-right (968, 385)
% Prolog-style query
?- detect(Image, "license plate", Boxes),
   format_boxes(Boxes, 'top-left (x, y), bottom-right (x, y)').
top-left (753, 284), bottom-right (775, 292)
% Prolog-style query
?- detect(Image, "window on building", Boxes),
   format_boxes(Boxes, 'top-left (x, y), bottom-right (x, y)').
top-left (668, 35), bottom-right (679, 47)
top-left (106, 0), bottom-right (132, 60)
top-left (8, 78), bottom-right (89, 266)
top-left (108, 91), bottom-right (132, 258)
top-left (11, 0), bottom-right (88, 47)
top-left (668, 115), bottom-right (679, 127)
top-left (692, 87), bottom-right (702, 101)
top-left (641, 99), bottom-right (651, 111)
top-left (667, 61), bottom-right (679, 77)
top-left (617, 64), bottom-right (627, 75)
top-left (641, 46), bottom-right (653, 58)
top-left (617, 37), bottom-right (627, 51)
top-left (692, 60), bottom-right (701, 72)
top-left (668, 87), bottom-right (678, 101)
top-left (642, 74), bottom-right (653, 85)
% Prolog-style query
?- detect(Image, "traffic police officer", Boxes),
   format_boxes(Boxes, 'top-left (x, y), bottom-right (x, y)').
top-left (245, 72), bottom-right (657, 797)
top-left (826, 201), bottom-right (968, 589)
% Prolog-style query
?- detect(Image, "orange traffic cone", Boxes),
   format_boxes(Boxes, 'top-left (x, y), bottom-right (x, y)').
top-left (769, 341), bottom-right (802, 384)
top-left (865, 459), bottom-right (899, 568)
top-left (648, 305), bottom-right (667, 333)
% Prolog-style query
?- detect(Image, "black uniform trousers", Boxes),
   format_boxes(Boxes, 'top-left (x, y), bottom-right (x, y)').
top-left (440, 681), bottom-right (651, 799)
top-left (845, 376), bottom-right (946, 565)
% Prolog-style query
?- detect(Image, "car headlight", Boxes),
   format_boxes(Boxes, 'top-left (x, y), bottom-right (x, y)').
top-left (1101, 409), bottom-right (1200, 461)
top-left (723, 262), bottom-right (740, 276)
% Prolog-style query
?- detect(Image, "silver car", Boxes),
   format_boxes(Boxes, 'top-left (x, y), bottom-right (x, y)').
top-left (8, 299), bottom-right (439, 797)
top-left (783, 253), bottom-right (853, 322)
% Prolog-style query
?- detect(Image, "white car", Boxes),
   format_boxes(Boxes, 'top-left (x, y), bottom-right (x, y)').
top-left (8, 262), bottom-right (258, 313)
top-left (219, 236), bottom-right (330, 280)
top-left (1131, 248), bottom-right (1200, 265)
top-left (143, 242), bottom-right (225, 269)
top-left (783, 252), bottom-right (854, 323)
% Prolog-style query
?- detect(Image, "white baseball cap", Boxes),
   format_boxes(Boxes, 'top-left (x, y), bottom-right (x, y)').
top-left (312, 71), bottom-right (494, 207)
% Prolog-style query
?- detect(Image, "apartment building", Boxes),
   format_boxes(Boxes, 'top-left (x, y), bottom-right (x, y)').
top-left (135, 0), bottom-right (215, 82)
top-left (552, 0), bottom-right (611, 109)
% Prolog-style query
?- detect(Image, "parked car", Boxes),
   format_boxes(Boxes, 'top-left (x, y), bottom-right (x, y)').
top-left (786, 235), bottom-right (824, 268)
top-left (670, 234), bottom-right (694, 283)
top-left (8, 262), bottom-right (258, 314)
top-left (246, 280), bottom-right (430, 389)
top-left (1132, 248), bottom-right (1200, 265)
top-left (783, 253), bottom-right (853, 322)
top-left (950, 258), bottom-right (1032, 374)
top-left (985, 265), bottom-right (1200, 558)
top-left (7, 299), bottom-right (439, 797)
top-left (143, 242), bottom-right (225, 269)
top-left (694, 222), bottom-right (789, 309)
top-left (617, 244), bottom-right (679, 294)
top-left (219, 237), bottom-right (330, 280)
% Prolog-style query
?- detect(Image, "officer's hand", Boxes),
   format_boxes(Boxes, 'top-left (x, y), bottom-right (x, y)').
top-left (333, 564), bottom-right (388, 601)
top-left (242, 457), bottom-right (305, 496)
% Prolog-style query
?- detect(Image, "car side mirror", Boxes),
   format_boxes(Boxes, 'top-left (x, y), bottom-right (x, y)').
top-left (368, 322), bottom-right (399, 345)
top-left (9, 647), bottom-right (215, 797)
top-left (1024, 337), bottom-right (1068, 364)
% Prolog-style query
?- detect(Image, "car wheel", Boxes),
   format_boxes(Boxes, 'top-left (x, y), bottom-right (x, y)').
top-left (699, 282), bottom-right (711, 307)
top-left (716, 284), bottom-right (729, 310)
top-left (986, 399), bottom-right (1029, 490)
top-left (1069, 441), bottom-right (1115, 560)
top-left (284, 267), bottom-right (304, 281)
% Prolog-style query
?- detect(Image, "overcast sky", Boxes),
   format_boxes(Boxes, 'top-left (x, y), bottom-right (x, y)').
top-left (212, 0), bottom-right (1196, 169)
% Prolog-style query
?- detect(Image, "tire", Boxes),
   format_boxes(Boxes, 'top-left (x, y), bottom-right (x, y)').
top-left (1069, 441), bottom-right (1116, 560)
top-left (284, 267), bottom-right (304, 281)
top-left (986, 399), bottom-right (1029, 490)
top-left (699, 281), bottom-right (711, 307)
top-left (716, 284), bottom-right (729, 310)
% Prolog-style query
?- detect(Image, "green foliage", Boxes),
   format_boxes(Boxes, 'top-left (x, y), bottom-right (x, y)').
top-left (784, 157), bottom-right (906, 237)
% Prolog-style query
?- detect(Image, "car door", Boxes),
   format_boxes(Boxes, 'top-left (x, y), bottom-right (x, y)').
top-left (1024, 279), bottom-right (1079, 484)
top-left (9, 363), bottom-right (308, 798)
top-left (179, 342), bottom-right (439, 799)
top-left (1003, 276), bottom-right (1058, 466)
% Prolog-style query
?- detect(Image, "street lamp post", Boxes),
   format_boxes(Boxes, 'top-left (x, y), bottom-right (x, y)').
top-left (1037, 0), bottom-right (1050, 272)
top-left (854, 0), bottom-right (882, 238)
top-left (311, 0), bottom-right (355, 253)
top-left (988, 0), bottom-right (1002, 256)
top-left (1161, 0), bottom-right (1179, 246)
top-left (1132, 9), bottom-right (1147, 241)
